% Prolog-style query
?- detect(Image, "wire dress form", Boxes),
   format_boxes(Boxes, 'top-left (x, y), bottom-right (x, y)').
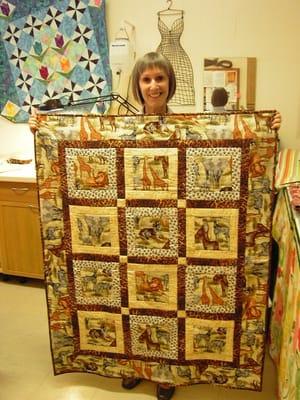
top-left (156, 13), bottom-right (195, 105)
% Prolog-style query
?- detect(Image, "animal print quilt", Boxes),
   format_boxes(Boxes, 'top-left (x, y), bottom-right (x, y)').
top-left (35, 111), bottom-right (277, 390)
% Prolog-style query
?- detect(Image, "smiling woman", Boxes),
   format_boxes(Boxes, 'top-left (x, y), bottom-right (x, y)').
top-left (138, 67), bottom-right (169, 114)
top-left (131, 52), bottom-right (176, 115)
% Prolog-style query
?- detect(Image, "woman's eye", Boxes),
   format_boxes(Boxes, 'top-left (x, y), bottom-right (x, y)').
top-left (142, 77), bottom-right (151, 83)
top-left (156, 76), bottom-right (164, 82)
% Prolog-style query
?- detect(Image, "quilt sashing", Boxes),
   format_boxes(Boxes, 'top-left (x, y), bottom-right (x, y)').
top-left (0, 0), bottom-right (111, 122)
top-left (35, 111), bottom-right (277, 390)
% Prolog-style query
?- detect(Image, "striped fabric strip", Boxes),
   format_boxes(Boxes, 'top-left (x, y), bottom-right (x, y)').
top-left (275, 148), bottom-right (300, 189)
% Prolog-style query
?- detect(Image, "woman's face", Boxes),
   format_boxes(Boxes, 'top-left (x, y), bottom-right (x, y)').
top-left (138, 66), bottom-right (169, 114)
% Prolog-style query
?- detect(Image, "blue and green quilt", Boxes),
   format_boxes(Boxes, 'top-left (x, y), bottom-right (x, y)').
top-left (0, 0), bottom-right (111, 122)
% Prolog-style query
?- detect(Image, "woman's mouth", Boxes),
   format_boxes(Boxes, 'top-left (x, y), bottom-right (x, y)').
top-left (148, 92), bottom-right (162, 98)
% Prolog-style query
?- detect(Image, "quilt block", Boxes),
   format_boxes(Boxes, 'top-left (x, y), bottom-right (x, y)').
top-left (35, 111), bottom-right (277, 390)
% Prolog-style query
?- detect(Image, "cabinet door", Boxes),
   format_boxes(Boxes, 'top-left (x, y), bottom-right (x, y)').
top-left (0, 201), bottom-right (44, 279)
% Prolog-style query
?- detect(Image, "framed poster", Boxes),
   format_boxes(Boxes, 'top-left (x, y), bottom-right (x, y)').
top-left (203, 57), bottom-right (256, 112)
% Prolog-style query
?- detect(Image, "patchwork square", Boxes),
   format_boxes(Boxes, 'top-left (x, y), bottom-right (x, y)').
top-left (65, 147), bottom-right (118, 199)
top-left (186, 208), bottom-right (239, 259)
top-left (124, 148), bottom-right (178, 199)
top-left (127, 263), bottom-right (178, 310)
top-left (126, 207), bottom-right (178, 258)
top-left (186, 147), bottom-right (242, 201)
top-left (73, 260), bottom-right (121, 306)
top-left (185, 318), bottom-right (235, 362)
top-left (78, 310), bottom-right (124, 354)
top-left (130, 315), bottom-right (178, 359)
top-left (185, 265), bottom-right (237, 313)
top-left (69, 205), bottom-right (119, 254)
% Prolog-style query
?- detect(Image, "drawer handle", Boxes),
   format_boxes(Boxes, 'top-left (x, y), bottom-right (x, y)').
top-left (28, 205), bottom-right (39, 210)
top-left (11, 187), bottom-right (29, 192)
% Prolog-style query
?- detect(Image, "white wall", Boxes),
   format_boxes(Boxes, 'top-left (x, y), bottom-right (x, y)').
top-left (106, 0), bottom-right (300, 149)
top-left (1, 0), bottom-right (299, 157)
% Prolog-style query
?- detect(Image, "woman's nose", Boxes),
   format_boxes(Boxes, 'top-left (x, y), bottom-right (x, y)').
top-left (149, 79), bottom-right (158, 88)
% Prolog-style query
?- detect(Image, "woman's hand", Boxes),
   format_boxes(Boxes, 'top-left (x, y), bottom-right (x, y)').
top-left (28, 108), bottom-right (38, 134)
top-left (271, 111), bottom-right (282, 130)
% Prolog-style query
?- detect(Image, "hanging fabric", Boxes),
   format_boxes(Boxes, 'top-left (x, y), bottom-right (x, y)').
top-left (0, 0), bottom-right (111, 122)
top-left (35, 110), bottom-right (278, 390)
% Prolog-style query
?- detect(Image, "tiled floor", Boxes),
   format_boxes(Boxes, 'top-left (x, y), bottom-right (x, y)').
top-left (0, 277), bottom-right (278, 400)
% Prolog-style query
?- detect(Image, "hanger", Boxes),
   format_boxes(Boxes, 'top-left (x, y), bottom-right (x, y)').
top-left (157, 0), bottom-right (183, 17)
top-left (114, 26), bottom-right (129, 41)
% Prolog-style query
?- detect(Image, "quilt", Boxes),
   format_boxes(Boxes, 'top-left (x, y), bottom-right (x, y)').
top-left (0, 0), bottom-right (111, 122)
top-left (35, 111), bottom-right (277, 390)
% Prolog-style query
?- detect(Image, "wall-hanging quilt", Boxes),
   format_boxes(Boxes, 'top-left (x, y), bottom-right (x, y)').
top-left (0, 0), bottom-right (111, 122)
top-left (35, 111), bottom-right (277, 390)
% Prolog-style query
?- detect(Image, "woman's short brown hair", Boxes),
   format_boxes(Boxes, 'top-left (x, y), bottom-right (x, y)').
top-left (131, 52), bottom-right (176, 105)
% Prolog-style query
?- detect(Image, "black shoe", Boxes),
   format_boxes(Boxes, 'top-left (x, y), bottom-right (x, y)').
top-left (122, 377), bottom-right (142, 389)
top-left (157, 384), bottom-right (175, 400)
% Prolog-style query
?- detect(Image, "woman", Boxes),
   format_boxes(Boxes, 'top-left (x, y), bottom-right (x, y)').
top-left (29, 52), bottom-right (282, 400)
top-left (131, 51), bottom-right (176, 115)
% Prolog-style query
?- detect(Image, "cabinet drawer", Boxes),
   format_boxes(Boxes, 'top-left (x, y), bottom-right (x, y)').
top-left (0, 182), bottom-right (38, 204)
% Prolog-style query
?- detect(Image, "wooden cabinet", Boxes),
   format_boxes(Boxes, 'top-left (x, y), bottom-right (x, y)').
top-left (0, 181), bottom-right (44, 279)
